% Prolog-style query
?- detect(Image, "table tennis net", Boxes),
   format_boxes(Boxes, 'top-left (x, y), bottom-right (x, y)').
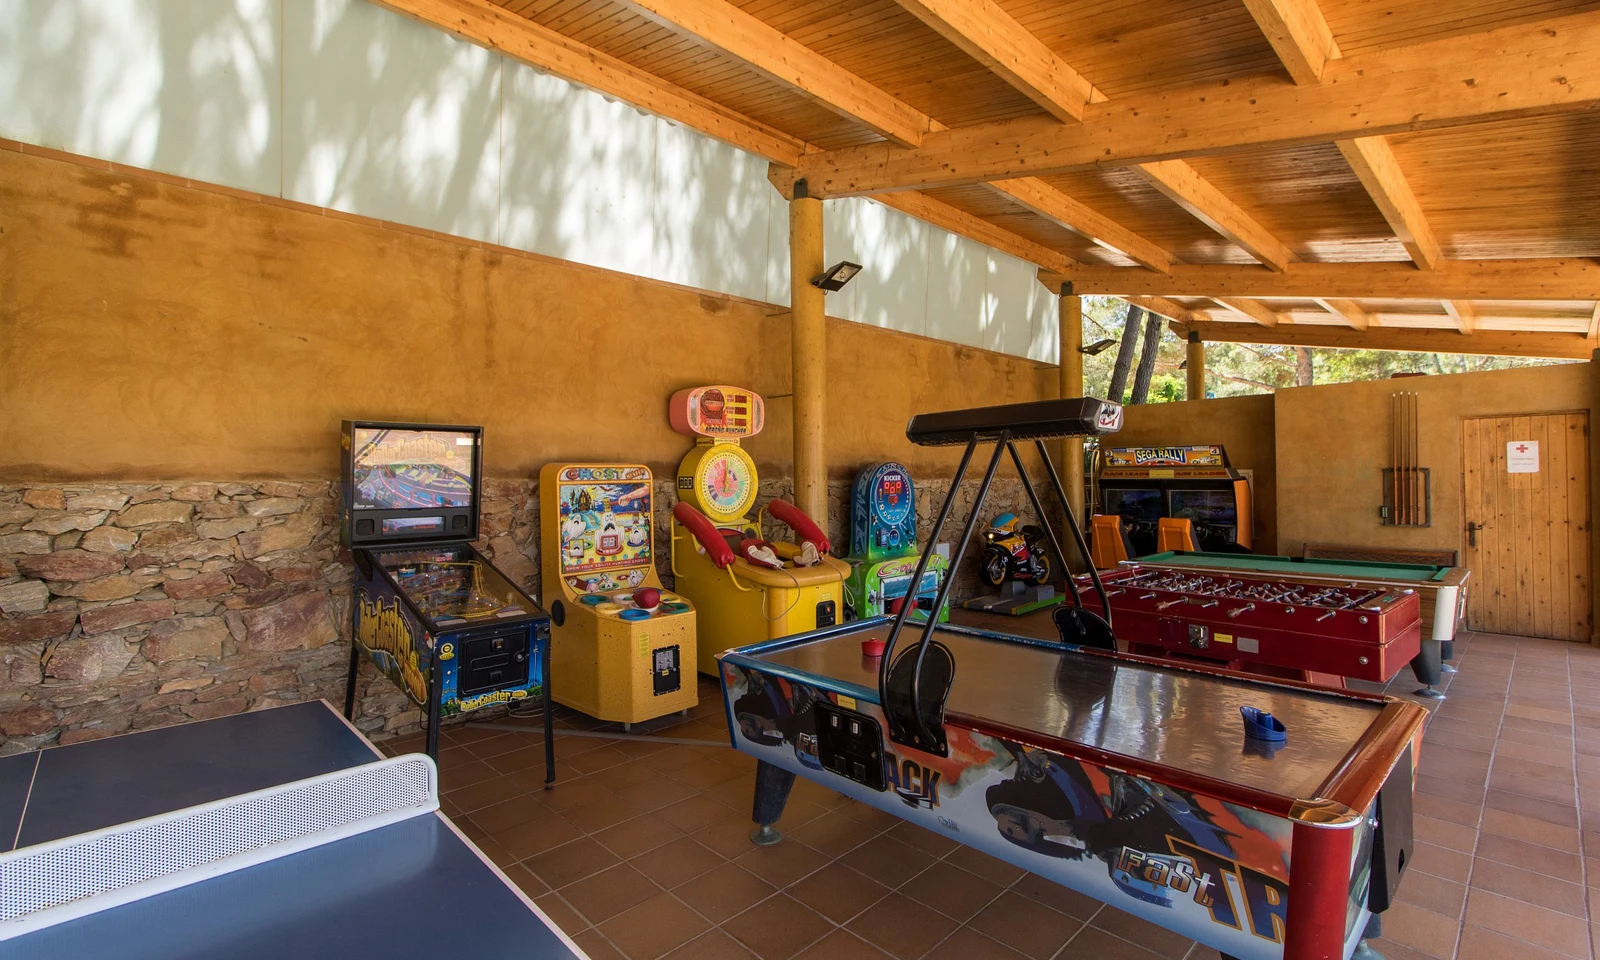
top-left (0, 754), bottom-right (436, 938)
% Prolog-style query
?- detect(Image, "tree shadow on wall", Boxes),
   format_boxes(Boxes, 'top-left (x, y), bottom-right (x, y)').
top-left (280, 0), bottom-right (501, 243)
top-left (1, 0), bottom-right (278, 193)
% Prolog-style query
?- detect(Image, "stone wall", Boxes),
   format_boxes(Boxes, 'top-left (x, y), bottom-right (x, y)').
top-left (0, 474), bottom-right (1052, 752)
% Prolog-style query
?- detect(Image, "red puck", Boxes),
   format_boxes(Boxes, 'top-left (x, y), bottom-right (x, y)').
top-left (861, 637), bottom-right (886, 658)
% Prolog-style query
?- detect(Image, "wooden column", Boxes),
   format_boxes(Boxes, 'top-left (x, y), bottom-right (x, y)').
top-left (1591, 349), bottom-right (1600, 643)
top-left (790, 192), bottom-right (827, 521)
top-left (1186, 332), bottom-right (1206, 401)
top-left (1059, 289), bottom-right (1085, 569)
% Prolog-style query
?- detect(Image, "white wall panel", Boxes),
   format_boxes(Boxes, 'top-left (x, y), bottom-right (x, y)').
top-left (653, 121), bottom-right (770, 303)
top-left (0, 0), bottom-right (280, 196)
top-left (981, 250), bottom-right (1041, 357)
top-left (0, 0), bottom-right (1058, 361)
top-left (852, 200), bottom-right (929, 337)
top-left (822, 198), bottom-right (865, 323)
top-left (499, 62), bottom-right (657, 276)
top-left (283, 0), bottom-right (499, 243)
top-left (764, 187), bottom-right (792, 309)
top-left (1029, 286), bottom-right (1060, 364)
top-left (925, 230), bottom-right (988, 349)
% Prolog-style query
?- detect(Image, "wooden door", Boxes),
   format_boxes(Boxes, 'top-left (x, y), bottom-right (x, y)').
top-left (1461, 413), bottom-right (1591, 641)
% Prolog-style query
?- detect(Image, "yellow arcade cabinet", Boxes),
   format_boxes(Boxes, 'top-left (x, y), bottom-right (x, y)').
top-left (539, 463), bottom-right (698, 724)
top-left (668, 386), bottom-right (850, 675)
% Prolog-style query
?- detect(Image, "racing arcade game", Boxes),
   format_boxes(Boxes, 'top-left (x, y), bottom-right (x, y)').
top-left (1098, 446), bottom-right (1253, 556)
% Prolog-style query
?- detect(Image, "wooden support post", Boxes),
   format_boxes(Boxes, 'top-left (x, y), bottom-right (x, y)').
top-left (1186, 332), bottom-right (1206, 401)
top-left (1592, 349), bottom-right (1600, 644)
top-left (790, 192), bottom-right (827, 522)
top-left (1059, 289), bottom-right (1085, 570)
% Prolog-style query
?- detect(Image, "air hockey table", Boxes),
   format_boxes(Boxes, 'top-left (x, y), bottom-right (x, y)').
top-left (717, 398), bottom-right (1428, 960)
top-left (1127, 551), bottom-right (1469, 697)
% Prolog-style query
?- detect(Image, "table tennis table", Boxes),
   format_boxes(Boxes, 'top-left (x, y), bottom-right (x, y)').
top-left (0, 700), bottom-right (587, 959)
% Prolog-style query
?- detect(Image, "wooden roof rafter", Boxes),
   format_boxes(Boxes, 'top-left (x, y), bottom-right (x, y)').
top-left (1240, 0), bottom-right (1443, 274)
top-left (1314, 298), bottom-right (1372, 332)
top-left (1166, 319), bottom-right (1593, 361)
top-left (1043, 260), bottom-right (1600, 300)
top-left (772, 14), bottom-right (1600, 197)
top-left (1212, 298), bottom-right (1283, 328)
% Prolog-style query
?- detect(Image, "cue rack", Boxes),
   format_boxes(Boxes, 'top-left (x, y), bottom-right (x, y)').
top-left (1381, 390), bottom-right (1430, 526)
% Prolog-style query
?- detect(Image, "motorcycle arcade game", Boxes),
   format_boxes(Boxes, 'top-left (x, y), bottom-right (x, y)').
top-left (539, 463), bottom-right (698, 726)
top-left (962, 512), bottom-right (1062, 616)
top-left (1100, 445), bottom-right (1253, 556)
top-left (717, 398), bottom-right (1426, 960)
top-left (842, 462), bottom-right (949, 622)
top-left (669, 386), bottom-right (851, 676)
top-left (340, 421), bottom-right (554, 781)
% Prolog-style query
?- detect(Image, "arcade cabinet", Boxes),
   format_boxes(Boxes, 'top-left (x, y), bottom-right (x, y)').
top-left (668, 386), bottom-right (850, 675)
top-left (340, 421), bottom-right (554, 780)
top-left (1098, 445), bottom-right (1252, 555)
top-left (539, 463), bottom-right (698, 726)
top-left (843, 462), bottom-right (948, 621)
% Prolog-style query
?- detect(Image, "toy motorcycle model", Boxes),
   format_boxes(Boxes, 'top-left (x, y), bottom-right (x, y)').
top-left (979, 513), bottom-right (1051, 588)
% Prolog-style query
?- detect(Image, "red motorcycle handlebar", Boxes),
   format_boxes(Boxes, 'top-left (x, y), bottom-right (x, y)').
top-left (767, 499), bottom-right (831, 554)
top-left (673, 502), bottom-right (736, 568)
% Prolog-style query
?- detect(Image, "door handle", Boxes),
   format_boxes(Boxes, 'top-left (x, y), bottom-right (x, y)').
top-left (1465, 521), bottom-right (1482, 547)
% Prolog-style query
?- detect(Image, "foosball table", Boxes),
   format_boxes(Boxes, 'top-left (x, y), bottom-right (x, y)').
top-left (1079, 564), bottom-right (1423, 688)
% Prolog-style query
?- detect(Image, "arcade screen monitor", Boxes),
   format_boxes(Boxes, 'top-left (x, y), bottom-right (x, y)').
top-left (1168, 488), bottom-right (1241, 545)
top-left (1102, 487), bottom-right (1163, 523)
top-left (351, 427), bottom-right (477, 514)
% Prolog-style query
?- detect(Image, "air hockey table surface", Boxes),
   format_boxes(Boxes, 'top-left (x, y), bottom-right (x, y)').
top-left (746, 620), bottom-right (1390, 802)
top-left (722, 616), bottom-right (1425, 960)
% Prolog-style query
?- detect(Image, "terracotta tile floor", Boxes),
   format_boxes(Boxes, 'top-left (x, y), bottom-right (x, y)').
top-left (382, 630), bottom-right (1600, 960)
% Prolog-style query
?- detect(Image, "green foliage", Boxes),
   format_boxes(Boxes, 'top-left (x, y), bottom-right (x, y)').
top-left (1078, 296), bottom-right (1573, 403)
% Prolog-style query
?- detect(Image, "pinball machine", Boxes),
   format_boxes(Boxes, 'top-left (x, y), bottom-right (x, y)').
top-left (340, 421), bottom-right (555, 779)
top-left (716, 399), bottom-right (1426, 960)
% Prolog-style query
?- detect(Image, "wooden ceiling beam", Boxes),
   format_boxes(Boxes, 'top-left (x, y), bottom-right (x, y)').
top-left (1589, 302), bottom-right (1600, 340)
top-left (1168, 319), bottom-right (1592, 360)
top-left (1055, 259), bottom-right (1600, 300)
top-left (872, 190), bottom-right (1076, 274)
top-left (368, 0), bottom-right (806, 164)
top-left (1133, 161), bottom-right (1294, 272)
top-left (890, 0), bottom-right (1098, 123)
top-left (618, 0), bottom-right (934, 147)
top-left (1334, 137), bottom-right (1444, 271)
top-left (1442, 300), bottom-right (1479, 334)
top-left (1241, 2), bottom-right (1445, 274)
top-left (1118, 296), bottom-right (1200, 325)
top-left (774, 13), bottom-right (1600, 196)
top-left (988, 178), bottom-right (1174, 273)
top-left (1213, 298), bottom-right (1282, 328)
top-left (1314, 298), bottom-right (1372, 331)
top-left (1240, 0), bottom-right (1340, 85)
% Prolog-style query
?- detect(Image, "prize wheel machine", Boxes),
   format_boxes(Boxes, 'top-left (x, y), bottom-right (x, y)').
top-left (844, 462), bottom-right (949, 622)
top-left (539, 464), bottom-right (698, 724)
top-left (669, 385), bottom-right (850, 675)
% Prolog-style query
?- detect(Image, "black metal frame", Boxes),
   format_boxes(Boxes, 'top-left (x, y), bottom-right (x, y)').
top-left (877, 398), bottom-right (1122, 756)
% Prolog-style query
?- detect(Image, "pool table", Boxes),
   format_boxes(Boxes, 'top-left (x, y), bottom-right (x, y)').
top-left (1121, 551), bottom-right (1468, 696)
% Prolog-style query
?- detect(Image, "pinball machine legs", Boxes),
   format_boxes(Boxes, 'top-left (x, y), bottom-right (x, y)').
top-left (750, 760), bottom-right (796, 846)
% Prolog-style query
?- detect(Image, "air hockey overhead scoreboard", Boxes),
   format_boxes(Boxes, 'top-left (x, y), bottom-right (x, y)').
top-left (717, 397), bottom-right (1428, 960)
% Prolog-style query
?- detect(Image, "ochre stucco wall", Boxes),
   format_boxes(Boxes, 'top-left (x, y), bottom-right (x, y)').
top-left (1112, 396), bottom-right (1279, 554)
top-left (1272, 363), bottom-right (1596, 561)
top-left (0, 148), bottom-right (1055, 484)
